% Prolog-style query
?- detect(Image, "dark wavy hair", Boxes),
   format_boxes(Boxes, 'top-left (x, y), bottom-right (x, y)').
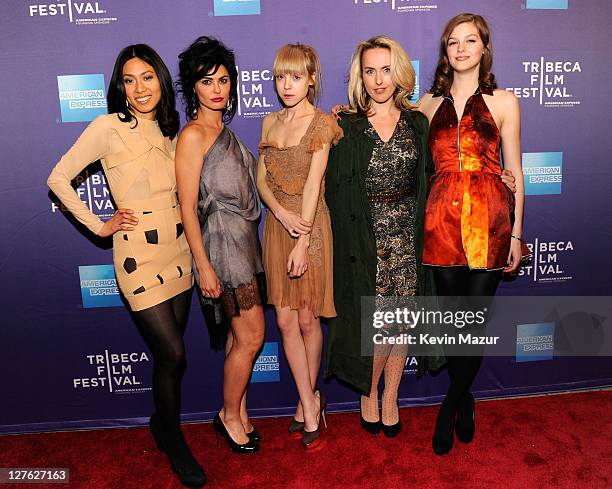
top-left (107, 44), bottom-right (179, 139)
top-left (429, 13), bottom-right (497, 96)
top-left (176, 36), bottom-right (238, 123)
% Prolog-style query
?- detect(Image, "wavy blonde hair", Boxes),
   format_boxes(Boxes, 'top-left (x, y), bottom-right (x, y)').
top-left (346, 35), bottom-right (415, 115)
top-left (272, 43), bottom-right (322, 105)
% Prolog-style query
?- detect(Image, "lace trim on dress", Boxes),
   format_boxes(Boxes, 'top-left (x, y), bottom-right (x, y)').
top-left (220, 273), bottom-right (266, 318)
top-left (306, 112), bottom-right (343, 154)
top-left (258, 112), bottom-right (343, 195)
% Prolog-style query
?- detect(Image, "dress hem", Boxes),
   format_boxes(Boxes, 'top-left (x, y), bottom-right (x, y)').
top-left (266, 297), bottom-right (337, 319)
top-left (127, 273), bottom-right (194, 311)
top-left (422, 262), bottom-right (505, 271)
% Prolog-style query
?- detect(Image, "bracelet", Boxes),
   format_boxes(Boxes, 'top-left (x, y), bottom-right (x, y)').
top-left (511, 235), bottom-right (523, 242)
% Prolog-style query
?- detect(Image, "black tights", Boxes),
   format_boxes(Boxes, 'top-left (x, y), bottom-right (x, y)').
top-left (433, 267), bottom-right (501, 414)
top-left (132, 289), bottom-right (192, 428)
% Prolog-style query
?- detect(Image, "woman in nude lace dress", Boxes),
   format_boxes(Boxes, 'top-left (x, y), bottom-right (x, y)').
top-left (257, 44), bottom-right (342, 449)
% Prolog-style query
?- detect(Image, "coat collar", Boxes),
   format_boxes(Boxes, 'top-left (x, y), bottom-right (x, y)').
top-left (340, 109), bottom-right (419, 135)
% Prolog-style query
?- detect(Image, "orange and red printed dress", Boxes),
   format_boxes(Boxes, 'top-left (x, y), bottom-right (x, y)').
top-left (422, 86), bottom-right (512, 270)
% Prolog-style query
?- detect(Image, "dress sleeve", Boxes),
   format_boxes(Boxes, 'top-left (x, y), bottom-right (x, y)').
top-left (258, 141), bottom-right (271, 157)
top-left (47, 115), bottom-right (111, 235)
top-left (307, 113), bottom-right (344, 154)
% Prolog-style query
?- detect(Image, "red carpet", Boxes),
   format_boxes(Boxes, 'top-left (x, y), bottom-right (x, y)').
top-left (1, 390), bottom-right (611, 489)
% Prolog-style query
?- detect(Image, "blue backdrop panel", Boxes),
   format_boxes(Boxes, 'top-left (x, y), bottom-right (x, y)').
top-left (0, 0), bottom-right (611, 434)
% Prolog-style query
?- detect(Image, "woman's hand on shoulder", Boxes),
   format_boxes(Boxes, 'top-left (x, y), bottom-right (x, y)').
top-left (415, 93), bottom-right (437, 122)
top-left (98, 208), bottom-right (139, 237)
top-left (330, 104), bottom-right (349, 120)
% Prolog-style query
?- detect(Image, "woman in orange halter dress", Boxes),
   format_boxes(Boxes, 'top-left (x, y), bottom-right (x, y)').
top-left (419, 13), bottom-right (525, 456)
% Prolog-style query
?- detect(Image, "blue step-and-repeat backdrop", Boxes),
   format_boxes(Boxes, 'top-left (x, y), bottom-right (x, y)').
top-left (1, 0), bottom-right (611, 434)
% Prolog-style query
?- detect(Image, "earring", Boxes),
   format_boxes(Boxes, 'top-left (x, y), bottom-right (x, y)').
top-left (126, 98), bottom-right (129, 108)
top-left (226, 100), bottom-right (233, 112)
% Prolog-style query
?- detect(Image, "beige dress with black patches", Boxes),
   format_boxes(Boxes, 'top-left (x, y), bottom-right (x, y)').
top-left (48, 113), bottom-right (193, 311)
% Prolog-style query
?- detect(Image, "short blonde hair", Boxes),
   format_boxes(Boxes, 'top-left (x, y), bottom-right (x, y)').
top-left (346, 35), bottom-right (415, 114)
top-left (272, 43), bottom-right (322, 105)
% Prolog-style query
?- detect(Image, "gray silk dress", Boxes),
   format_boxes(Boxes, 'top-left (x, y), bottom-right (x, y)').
top-left (195, 126), bottom-right (265, 330)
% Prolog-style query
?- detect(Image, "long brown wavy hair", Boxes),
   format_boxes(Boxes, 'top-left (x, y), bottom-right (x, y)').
top-left (429, 13), bottom-right (497, 96)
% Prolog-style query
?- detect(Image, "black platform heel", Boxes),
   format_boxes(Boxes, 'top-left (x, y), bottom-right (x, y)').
top-left (381, 419), bottom-right (401, 438)
top-left (213, 413), bottom-right (259, 454)
top-left (301, 391), bottom-right (327, 449)
top-left (381, 399), bottom-right (401, 438)
top-left (288, 417), bottom-right (306, 438)
top-left (149, 414), bottom-right (207, 488)
top-left (359, 394), bottom-right (381, 435)
top-left (455, 392), bottom-right (475, 443)
top-left (246, 426), bottom-right (261, 444)
top-left (360, 413), bottom-right (382, 435)
top-left (432, 401), bottom-right (455, 456)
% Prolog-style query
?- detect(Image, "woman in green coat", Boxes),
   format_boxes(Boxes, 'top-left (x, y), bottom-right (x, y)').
top-left (325, 36), bottom-right (441, 438)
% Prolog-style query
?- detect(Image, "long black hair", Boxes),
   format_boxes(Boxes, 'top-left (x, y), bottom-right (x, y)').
top-left (176, 36), bottom-right (238, 123)
top-left (107, 44), bottom-right (180, 139)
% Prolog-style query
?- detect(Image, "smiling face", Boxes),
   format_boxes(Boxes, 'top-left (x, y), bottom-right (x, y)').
top-left (274, 71), bottom-right (312, 108)
top-left (194, 64), bottom-right (231, 113)
top-left (446, 21), bottom-right (485, 74)
top-left (122, 57), bottom-right (161, 120)
top-left (361, 47), bottom-right (395, 105)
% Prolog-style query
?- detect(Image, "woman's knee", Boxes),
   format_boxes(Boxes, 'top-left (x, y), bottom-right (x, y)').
top-left (158, 343), bottom-right (186, 371)
top-left (276, 315), bottom-right (298, 336)
top-left (231, 325), bottom-right (264, 358)
top-left (298, 315), bottom-right (319, 336)
top-left (245, 327), bottom-right (265, 354)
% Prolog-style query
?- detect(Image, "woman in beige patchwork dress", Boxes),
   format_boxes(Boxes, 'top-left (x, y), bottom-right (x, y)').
top-left (47, 44), bottom-right (205, 488)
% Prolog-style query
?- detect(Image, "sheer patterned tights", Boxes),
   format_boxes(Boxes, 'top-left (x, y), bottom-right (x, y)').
top-left (362, 343), bottom-right (408, 425)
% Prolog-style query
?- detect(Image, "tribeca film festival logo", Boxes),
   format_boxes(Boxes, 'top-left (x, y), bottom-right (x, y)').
top-left (524, 0), bottom-right (568, 9)
top-left (516, 323), bottom-right (555, 363)
top-left (57, 74), bottom-right (107, 123)
top-left (236, 67), bottom-right (276, 119)
top-left (50, 167), bottom-right (114, 220)
top-left (251, 342), bottom-right (280, 383)
top-left (214, 0), bottom-right (260, 16)
top-left (506, 58), bottom-right (582, 108)
top-left (523, 152), bottom-right (562, 196)
top-left (519, 238), bottom-right (574, 283)
top-left (79, 265), bottom-right (122, 308)
top-left (354, 0), bottom-right (439, 14)
top-left (73, 350), bottom-right (151, 394)
top-left (28, 1), bottom-right (117, 25)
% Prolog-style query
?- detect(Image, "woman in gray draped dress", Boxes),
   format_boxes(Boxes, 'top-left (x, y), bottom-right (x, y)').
top-left (175, 36), bottom-right (264, 454)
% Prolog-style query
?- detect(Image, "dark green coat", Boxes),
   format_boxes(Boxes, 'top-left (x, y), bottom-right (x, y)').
top-left (324, 109), bottom-right (444, 394)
